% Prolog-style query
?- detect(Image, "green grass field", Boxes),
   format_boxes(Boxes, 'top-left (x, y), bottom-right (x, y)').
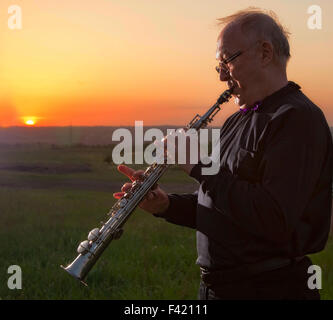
top-left (0, 144), bottom-right (332, 300)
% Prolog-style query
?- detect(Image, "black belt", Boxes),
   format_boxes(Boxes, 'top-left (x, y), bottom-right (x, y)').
top-left (200, 256), bottom-right (305, 287)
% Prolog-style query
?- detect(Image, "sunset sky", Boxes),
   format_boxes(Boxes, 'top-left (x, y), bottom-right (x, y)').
top-left (0, 0), bottom-right (332, 127)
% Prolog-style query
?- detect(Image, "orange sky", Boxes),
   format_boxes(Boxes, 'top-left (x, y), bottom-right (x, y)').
top-left (0, 0), bottom-right (332, 127)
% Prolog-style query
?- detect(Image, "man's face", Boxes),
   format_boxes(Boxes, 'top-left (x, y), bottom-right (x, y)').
top-left (216, 25), bottom-right (262, 107)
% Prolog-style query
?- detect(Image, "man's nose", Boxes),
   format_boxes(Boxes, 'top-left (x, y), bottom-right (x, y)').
top-left (219, 67), bottom-right (231, 82)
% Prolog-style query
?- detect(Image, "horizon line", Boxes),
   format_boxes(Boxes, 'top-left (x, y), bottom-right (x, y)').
top-left (0, 124), bottom-right (217, 128)
top-left (1, 124), bottom-right (333, 129)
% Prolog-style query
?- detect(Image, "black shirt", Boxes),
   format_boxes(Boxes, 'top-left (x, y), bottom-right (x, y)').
top-left (155, 82), bottom-right (333, 270)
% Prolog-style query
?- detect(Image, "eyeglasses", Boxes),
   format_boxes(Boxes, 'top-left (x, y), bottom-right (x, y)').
top-left (215, 50), bottom-right (242, 74)
top-left (215, 41), bottom-right (260, 74)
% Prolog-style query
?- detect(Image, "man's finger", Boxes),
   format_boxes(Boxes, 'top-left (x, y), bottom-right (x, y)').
top-left (117, 165), bottom-right (135, 181)
top-left (132, 170), bottom-right (145, 180)
top-left (113, 192), bottom-right (124, 199)
top-left (121, 183), bottom-right (133, 192)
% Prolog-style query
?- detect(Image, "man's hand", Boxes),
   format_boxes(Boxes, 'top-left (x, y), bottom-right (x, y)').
top-left (113, 165), bottom-right (170, 215)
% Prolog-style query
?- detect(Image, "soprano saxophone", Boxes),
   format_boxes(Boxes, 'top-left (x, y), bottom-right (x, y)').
top-left (61, 88), bottom-right (233, 285)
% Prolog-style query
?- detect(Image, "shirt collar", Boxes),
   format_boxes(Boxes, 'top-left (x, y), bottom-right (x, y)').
top-left (239, 81), bottom-right (301, 113)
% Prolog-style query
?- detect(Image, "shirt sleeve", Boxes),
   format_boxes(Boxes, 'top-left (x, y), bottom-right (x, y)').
top-left (190, 105), bottom-right (333, 244)
top-left (153, 192), bottom-right (198, 229)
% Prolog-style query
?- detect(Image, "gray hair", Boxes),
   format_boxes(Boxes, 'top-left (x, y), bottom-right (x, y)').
top-left (217, 8), bottom-right (291, 64)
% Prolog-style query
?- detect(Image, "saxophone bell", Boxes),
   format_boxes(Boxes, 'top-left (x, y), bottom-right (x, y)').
top-left (61, 259), bottom-right (89, 287)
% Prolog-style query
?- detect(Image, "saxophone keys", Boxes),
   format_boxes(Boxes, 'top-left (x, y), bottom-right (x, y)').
top-left (118, 198), bottom-right (127, 208)
top-left (144, 167), bottom-right (152, 175)
top-left (77, 240), bottom-right (90, 254)
top-left (131, 180), bottom-right (141, 191)
top-left (131, 181), bottom-right (138, 188)
top-left (87, 228), bottom-right (100, 241)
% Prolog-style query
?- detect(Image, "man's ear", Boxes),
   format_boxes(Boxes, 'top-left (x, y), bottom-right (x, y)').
top-left (261, 41), bottom-right (274, 66)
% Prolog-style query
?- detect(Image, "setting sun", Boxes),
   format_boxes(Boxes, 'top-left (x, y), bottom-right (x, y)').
top-left (25, 120), bottom-right (35, 126)
top-left (22, 117), bottom-right (38, 126)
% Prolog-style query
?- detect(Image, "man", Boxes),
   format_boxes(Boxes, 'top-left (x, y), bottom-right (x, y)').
top-left (114, 8), bottom-right (333, 300)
